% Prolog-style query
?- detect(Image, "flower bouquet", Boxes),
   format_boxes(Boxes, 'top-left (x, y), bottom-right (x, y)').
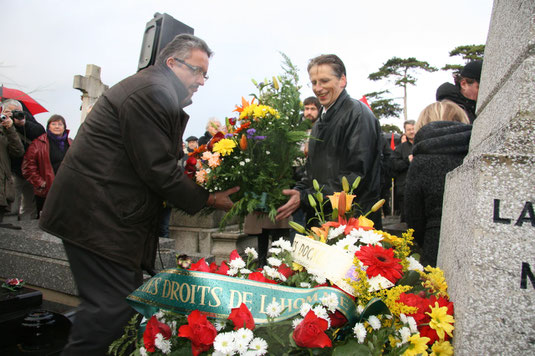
top-left (111, 178), bottom-right (455, 356)
top-left (186, 55), bottom-right (309, 227)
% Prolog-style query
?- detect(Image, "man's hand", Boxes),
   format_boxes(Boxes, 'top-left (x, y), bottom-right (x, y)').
top-left (408, 154), bottom-right (413, 162)
top-left (1, 118), bottom-right (14, 129)
top-left (207, 186), bottom-right (240, 211)
top-left (275, 189), bottom-right (300, 220)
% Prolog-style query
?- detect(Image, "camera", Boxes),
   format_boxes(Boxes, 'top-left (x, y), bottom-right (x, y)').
top-left (0, 114), bottom-right (6, 122)
top-left (12, 110), bottom-right (26, 120)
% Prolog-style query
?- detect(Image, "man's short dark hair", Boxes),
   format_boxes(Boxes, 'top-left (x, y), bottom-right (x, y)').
top-left (303, 96), bottom-right (320, 110)
top-left (403, 120), bottom-right (415, 130)
top-left (307, 54), bottom-right (346, 79)
top-left (157, 34), bottom-right (213, 66)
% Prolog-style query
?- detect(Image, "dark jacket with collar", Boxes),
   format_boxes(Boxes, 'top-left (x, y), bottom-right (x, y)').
top-left (404, 121), bottom-right (472, 266)
top-left (295, 90), bottom-right (382, 221)
top-left (11, 119), bottom-right (45, 177)
top-left (39, 63), bottom-right (209, 270)
top-left (391, 140), bottom-right (413, 193)
top-left (436, 82), bottom-right (477, 123)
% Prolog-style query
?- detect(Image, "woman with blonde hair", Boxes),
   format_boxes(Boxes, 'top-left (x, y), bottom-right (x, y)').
top-left (404, 101), bottom-right (471, 266)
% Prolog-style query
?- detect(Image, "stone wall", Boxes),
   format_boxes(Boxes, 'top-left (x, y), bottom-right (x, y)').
top-left (439, 1), bottom-right (535, 354)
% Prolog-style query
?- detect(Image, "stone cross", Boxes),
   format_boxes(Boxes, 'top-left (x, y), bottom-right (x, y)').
top-left (439, 0), bottom-right (535, 354)
top-left (73, 64), bottom-right (109, 123)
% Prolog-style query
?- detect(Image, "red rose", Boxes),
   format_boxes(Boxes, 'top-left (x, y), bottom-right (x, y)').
top-left (185, 156), bottom-right (197, 179)
top-left (328, 310), bottom-right (347, 328)
top-left (248, 271), bottom-right (277, 284)
top-left (228, 303), bottom-right (255, 330)
top-left (277, 263), bottom-right (294, 279)
top-left (292, 310), bottom-right (332, 348)
top-left (178, 310), bottom-right (217, 356)
top-left (189, 258), bottom-right (210, 272)
top-left (143, 315), bottom-right (172, 352)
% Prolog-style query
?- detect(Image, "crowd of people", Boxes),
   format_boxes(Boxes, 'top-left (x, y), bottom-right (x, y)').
top-left (2, 32), bottom-right (482, 353)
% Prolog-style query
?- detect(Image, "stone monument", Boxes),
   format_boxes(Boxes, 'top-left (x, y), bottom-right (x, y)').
top-left (73, 64), bottom-right (109, 122)
top-left (438, 0), bottom-right (535, 354)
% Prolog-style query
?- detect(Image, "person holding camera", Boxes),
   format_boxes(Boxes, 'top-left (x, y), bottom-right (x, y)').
top-left (0, 102), bottom-right (25, 226)
top-left (1, 99), bottom-right (45, 220)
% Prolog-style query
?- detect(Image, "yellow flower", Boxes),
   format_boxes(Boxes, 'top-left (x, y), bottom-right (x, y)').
top-left (212, 139), bottom-right (236, 156)
top-left (419, 266), bottom-right (449, 298)
top-left (357, 216), bottom-right (374, 229)
top-left (327, 192), bottom-right (355, 212)
top-left (426, 302), bottom-right (454, 340)
top-left (403, 334), bottom-right (430, 356)
top-left (430, 340), bottom-right (454, 356)
top-left (292, 262), bottom-right (304, 271)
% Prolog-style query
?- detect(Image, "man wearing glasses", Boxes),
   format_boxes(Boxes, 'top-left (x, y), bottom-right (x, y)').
top-left (276, 54), bottom-right (383, 229)
top-left (39, 34), bottom-right (239, 354)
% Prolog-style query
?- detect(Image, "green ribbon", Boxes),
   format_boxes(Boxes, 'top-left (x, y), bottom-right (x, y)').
top-left (127, 269), bottom-right (357, 324)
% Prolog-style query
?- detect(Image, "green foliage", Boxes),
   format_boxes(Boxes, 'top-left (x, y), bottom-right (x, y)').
top-left (381, 124), bottom-right (402, 134)
top-left (364, 90), bottom-right (402, 120)
top-left (368, 57), bottom-right (437, 87)
top-left (108, 314), bottom-right (142, 356)
top-left (441, 44), bottom-right (485, 74)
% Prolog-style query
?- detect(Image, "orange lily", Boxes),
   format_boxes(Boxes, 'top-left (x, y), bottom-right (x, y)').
top-left (324, 215), bottom-right (374, 235)
top-left (239, 134), bottom-right (247, 150)
top-left (233, 97), bottom-right (255, 113)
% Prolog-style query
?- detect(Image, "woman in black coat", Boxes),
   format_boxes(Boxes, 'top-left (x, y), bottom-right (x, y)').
top-left (404, 101), bottom-right (472, 267)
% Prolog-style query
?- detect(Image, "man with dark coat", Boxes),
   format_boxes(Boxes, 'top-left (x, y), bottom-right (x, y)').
top-left (276, 54), bottom-right (383, 229)
top-left (436, 60), bottom-right (482, 123)
top-left (39, 34), bottom-right (238, 355)
top-left (391, 120), bottom-right (415, 222)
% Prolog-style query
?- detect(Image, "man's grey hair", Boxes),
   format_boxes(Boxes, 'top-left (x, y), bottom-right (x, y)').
top-left (1, 99), bottom-right (22, 110)
top-left (157, 34), bottom-right (213, 66)
top-left (307, 54), bottom-right (346, 79)
top-left (403, 120), bottom-right (415, 130)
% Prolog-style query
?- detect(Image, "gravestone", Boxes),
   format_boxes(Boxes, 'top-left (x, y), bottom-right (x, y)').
top-left (438, 0), bottom-right (535, 354)
top-left (73, 64), bottom-right (109, 122)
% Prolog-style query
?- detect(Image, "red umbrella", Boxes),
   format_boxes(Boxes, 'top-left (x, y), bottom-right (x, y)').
top-left (0, 85), bottom-right (48, 115)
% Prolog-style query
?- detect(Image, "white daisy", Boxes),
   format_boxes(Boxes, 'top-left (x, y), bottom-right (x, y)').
top-left (299, 282), bottom-right (311, 288)
top-left (367, 315), bottom-right (381, 330)
top-left (239, 161), bottom-right (245, 166)
top-left (399, 326), bottom-right (411, 344)
top-left (214, 320), bottom-right (227, 332)
top-left (245, 158), bottom-right (251, 163)
top-left (154, 333), bottom-right (171, 354)
top-left (227, 268), bottom-right (238, 277)
top-left (240, 268), bottom-right (252, 274)
top-left (266, 301), bottom-right (282, 318)
top-left (334, 236), bottom-right (359, 254)
top-left (230, 257), bottom-right (246, 269)
top-left (267, 257), bottom-right (282, 267)
top-left (272, 238), bottom-right (292, 251)
top-left (358, 230), bottom-right (384, 245)
top-left (407, 256), bottom-right (424, 271)
top-left (140, 347), bottom-right (148, 356)
top-left (400, 314), bottom-right (419, 334)
top-left (268, 247), bottom-right (282, 254)
top-left (249, 337), bottom-right (268, 355)
top-left (312, 305), bottom-right (330, 327)
top-left (299, 303), bottom-right (312, 317)
top-left (356, 305), bottom-right (365, 314)
top-left (235, 328), bottom-right (254, 347)
top-left (353, 322), bottom-right (367, 343)
top-left (327, 225), bottom-right (346, 240)
top-left (320, 293), bottom-right (339, 313)
top-left (213, 332), bottom-right (236, 354)
top-left (245, 247), bottom-right (258, 260)
top-left (292, 318), bottom-right (304, 329)
top-left (367, 274), bottom-right (394, 291)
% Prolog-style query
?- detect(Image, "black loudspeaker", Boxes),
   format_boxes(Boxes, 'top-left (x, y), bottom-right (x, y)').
top-left (137, 12), bottom-right (194, 71)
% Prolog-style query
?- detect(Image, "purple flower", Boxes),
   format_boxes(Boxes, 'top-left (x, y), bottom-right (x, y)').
top-left (246, 128), bottom-right (256, 138)
top-left (225, 133), bottom-right (235, 138)
top-left (254, 136), bottom-right (267, 140)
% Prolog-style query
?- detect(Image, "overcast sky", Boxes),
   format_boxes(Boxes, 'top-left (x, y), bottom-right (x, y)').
top-left (2, 0), bottom-right (493, 138)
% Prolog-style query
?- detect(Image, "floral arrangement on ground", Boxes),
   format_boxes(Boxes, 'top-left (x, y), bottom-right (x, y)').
top-left (185, 54), bottom-right (309, 227)
top-left (111, 178), bottom-right (454, 356)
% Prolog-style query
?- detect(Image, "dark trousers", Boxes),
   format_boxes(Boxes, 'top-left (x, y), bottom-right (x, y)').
top-left (62, 242), bottom-right (143, 355)
top-left (256, 228), bottom-right (290, 267)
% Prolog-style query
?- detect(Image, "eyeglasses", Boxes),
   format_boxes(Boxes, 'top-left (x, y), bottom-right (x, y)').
top-left (173, 58), bottom-right (209, 80)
